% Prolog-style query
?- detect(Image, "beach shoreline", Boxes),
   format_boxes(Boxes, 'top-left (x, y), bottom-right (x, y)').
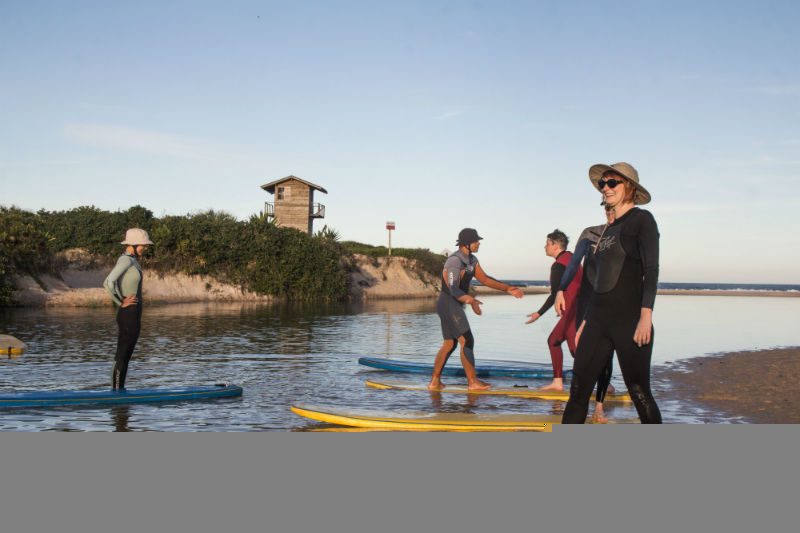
top-left (473, 285), bottom-right (800, 297)
top-left (6, 247), bottom-right (796, 307)
top-left (653, 347), bottom-right (800, 423)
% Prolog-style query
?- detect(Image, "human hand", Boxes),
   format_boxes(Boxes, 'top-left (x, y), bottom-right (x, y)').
top-left (508, 287), bottom-right (524, 299)
top-left (120, 295), bottom-right (138, 308)
top-left (633, 309), bottom-right (653, 347)
top-left (525, 312), bottom-right (540, 325)
top-left (554, 291), bottom-right (566, 316)
top-left (470, 299), bottom-right (483, 316)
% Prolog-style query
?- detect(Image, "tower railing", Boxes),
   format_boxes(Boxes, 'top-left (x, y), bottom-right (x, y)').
top-left (311, 203), bottom-right (325, 218)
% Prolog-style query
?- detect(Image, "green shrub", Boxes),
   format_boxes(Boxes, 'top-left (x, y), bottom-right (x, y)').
top-left (0, 206), bottom-right (349, 303)
top-left (0, 252), bottom-right (14, 306)
top-left (340, 241), bottom-right (445, 279)
top-left (0, 207), bottom-right (53, 276)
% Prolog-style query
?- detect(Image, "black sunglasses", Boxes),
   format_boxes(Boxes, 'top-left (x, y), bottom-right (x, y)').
top-left (598, 177), bottom-right (626, 190)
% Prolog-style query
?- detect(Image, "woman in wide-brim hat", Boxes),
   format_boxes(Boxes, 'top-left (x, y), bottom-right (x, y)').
top-left (562, 162), bottom-right (663, 424)
top-left (103, 228), bottom-right (153, 390)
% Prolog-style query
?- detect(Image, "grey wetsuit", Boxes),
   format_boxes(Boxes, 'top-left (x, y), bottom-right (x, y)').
top-left (437, 249), bottom-right (478, 339)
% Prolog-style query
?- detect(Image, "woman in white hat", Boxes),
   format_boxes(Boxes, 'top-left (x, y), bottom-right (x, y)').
top-left (561, 163), bottom-right (662, 424)
top-left (103, 228), bottom-right (153, 390)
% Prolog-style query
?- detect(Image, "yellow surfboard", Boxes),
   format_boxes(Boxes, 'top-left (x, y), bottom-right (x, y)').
top-left (365, 379), bottom-right (632, 403)
top-left (291, 404), bottom-right (554, 432)
top-left (0, 334), bottom-right (26, 358)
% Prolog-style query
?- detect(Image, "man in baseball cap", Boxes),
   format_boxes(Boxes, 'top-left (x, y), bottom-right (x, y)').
top-left (429, 228), bottom-right (524, 391)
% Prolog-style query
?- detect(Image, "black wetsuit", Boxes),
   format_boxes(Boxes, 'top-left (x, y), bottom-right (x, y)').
top-left (114, 302), bottom-right (142, 390)
top-left (105, 254), bottom-right (144, 390)
top-left (562, 208), bottom-right (662, 424)
top-left (561, 225), bottom-right (605, 322)
top-left (560, 224), bottom-right (614, 403)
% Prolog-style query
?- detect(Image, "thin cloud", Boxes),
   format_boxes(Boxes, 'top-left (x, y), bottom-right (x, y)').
top-left (521, 121), bottom-right (567, 130)
top-left (433, 109), bottom-right (466, 121)
top-left (2, 156), bottom-right (101, 168)
top-left (62, 123), bottom-right (221, 162)
top-left (77, 102), bottom-right (140, 115)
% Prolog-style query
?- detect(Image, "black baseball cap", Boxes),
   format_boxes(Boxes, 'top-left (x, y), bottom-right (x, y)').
top-left (457, 228), bottom-right (483, 246)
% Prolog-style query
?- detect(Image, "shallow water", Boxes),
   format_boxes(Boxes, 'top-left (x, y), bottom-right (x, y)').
top-left (1, 294), bottom-right (798, 431)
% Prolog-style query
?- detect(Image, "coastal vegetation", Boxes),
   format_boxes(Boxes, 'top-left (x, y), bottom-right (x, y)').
top-left (0, 206), bottom-right (444, 306)
top-left (340, 241), bottom-right (444, 280)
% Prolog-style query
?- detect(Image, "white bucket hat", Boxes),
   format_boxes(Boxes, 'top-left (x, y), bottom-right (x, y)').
top-left (121, 228), bottom-right (154, 246)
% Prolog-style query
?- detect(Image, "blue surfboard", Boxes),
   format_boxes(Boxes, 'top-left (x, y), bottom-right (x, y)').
top-left (358, 357), bottom-right (570, 379)
top-left (0, 383), bottom-right (243, 408)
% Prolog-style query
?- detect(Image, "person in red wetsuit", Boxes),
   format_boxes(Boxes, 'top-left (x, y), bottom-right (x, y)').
top-left (525, 229), bottom-right (582, 391)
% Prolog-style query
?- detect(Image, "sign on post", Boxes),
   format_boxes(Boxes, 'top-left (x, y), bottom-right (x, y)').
top-left (386, 221), bottom-right (395, 256)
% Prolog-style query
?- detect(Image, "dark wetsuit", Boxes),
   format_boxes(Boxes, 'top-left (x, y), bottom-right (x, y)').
top-left (562, 225), bottom-right (605, 322)
top-left (104, 254), bottom-right (143, 390)
top-left (537, 251), bottom-right (582, 379)
top-left (562, 208), bottom-right (662, 424)
top-left (560, 224), bottom-right (614, 403)
top-left (436, 249), bottom-right (478, 363)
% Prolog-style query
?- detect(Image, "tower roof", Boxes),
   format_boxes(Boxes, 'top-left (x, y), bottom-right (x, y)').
top-left (260, 175), bottom-right (328, 194)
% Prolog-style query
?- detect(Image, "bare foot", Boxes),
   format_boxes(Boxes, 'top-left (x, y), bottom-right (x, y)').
top-left (607, 383), bottom-right (616, 394)
top-left (539, 378), bottom-right (564, 391)
top-left (539, 378), bottom-right (564, 392)
top-left (539, 384), bottom-right (564, 392)
top-left (592, 403), bottom-right (609, 423)
top-left (428, 380), bottom-right (445, 391)
top-left (467, 379), bottom-right (491, 391)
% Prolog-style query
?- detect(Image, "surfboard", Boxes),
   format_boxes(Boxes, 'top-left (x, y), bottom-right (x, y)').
top-left (0, 383), bottom-right (243, 408)
top-left (1, 334), bottom-right (26, 357)
top-left (358, 357), bottom-right (571, 379)
top-left (291, 404), bottom-right (554, 431)
top-left (366, 379), bottom-right (632, 403)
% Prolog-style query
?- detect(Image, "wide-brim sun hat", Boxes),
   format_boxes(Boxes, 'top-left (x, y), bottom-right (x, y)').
top-left (121, 228), bottom-right (154, 246)
top-left (589, 162), bottom-right (651, 205)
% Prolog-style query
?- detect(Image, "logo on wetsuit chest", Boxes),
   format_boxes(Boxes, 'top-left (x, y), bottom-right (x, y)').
top-left (597, 235), bottom-right (616, 253)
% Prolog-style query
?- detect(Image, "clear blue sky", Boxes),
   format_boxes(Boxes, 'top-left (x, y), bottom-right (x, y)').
top-left (2, 1), bottom-right (798, 283)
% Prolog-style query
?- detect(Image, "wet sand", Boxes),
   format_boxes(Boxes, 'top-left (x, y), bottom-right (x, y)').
top-left (653, 347), bottom-right (800, 423)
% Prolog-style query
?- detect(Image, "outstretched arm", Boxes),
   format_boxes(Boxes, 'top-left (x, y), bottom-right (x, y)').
top-left (536, 262), bottom-right (565, 316)
top-left (475, 263), bottom-right (523, 298)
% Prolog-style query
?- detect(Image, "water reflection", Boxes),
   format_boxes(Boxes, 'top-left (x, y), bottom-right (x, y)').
top-left (1, 295), bottom-right (798, 430)
top-left (111, 405), bottom-right (131, 432)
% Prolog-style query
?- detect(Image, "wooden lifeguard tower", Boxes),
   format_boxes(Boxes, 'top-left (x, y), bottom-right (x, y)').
top-left (260, 175), bottom-right (327, 234)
